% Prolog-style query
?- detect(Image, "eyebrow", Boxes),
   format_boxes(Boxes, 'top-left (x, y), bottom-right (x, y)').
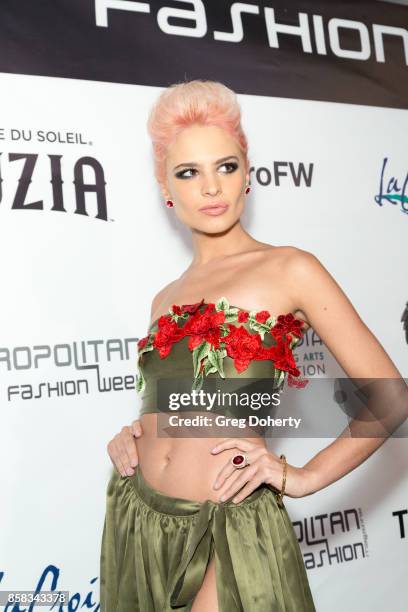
top-left (173, 155), bottom-right (239, 171)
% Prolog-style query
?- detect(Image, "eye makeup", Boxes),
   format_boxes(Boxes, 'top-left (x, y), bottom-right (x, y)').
top-left (175, 161), bottom-right (239, 179)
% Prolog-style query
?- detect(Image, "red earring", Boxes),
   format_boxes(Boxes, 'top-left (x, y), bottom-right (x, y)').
top-left (245, 186), bottom-right (251, 194)
top-left (165, 200), bottom-right (174, 208)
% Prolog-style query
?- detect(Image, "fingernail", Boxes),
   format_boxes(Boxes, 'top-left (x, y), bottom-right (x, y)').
top-left (126, 467), bottom-right (134, 476)
top-left (213, 482), bottom-right (219, 489)
top-left (211, 447), bottom-right (218, 453)
top-left (219, 495), bottom-right (225, 501)
top-left (134, 431), bottom-right (141, 437)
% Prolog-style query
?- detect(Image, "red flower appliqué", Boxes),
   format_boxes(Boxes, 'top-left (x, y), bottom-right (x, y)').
top-left (255, 310), bottom-right (271, 324)
top-left (136, 297), bottom-right (309, 393)
top-left (153, 315), bottom-right (184, 358)
top-left (238, 310), bottom-right (249, 323)
top-left (182, 303), bottom-right (225, 350)
top-left (223, 324), bottom-right (267, 373)
top-left (178, 299), bottom-right (205, 315)
top-left (137, 336), bottom-right (149, 350)
top-left (271, 313), bottom-right (305, 341)
top-left (266, 339), bottom-right (301, 377)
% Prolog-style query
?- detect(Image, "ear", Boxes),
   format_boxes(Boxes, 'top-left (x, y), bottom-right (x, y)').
top-left (159, 184), bottom-right (170, 201)
top-left (245, 159), bottom-right (251, 186)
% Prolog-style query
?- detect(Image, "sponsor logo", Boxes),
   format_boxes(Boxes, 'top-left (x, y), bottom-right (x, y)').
top-left (375, 157), bottom-right (408, 215)
top-left (95, 2), bottom-right (408, 66)
top-left (393, 507), bottom-right (408, 539)
top-left (249, 162), bottom-right (314, 188)
top-left (2, 337), bottom-right (138, 402)
top-left (0, 151), bottom-right (109, 221)
top-left (293, 506), bottom-right (369, 568)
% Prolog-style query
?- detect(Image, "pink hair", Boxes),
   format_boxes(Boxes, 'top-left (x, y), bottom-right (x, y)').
top-left (146, 79), bottom-right (250, 188)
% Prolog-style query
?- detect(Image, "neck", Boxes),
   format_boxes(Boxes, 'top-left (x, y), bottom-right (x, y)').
top-left (189, 221), bottom-right (260, 268)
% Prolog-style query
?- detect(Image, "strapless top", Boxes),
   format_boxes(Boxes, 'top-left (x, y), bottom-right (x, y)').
top-left (136, 296), bottom-right (308, 418)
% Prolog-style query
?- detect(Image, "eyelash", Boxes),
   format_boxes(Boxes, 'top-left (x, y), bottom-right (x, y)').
top-left (175, 162), bottom-right (238, 179)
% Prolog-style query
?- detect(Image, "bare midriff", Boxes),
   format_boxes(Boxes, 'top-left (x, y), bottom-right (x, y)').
top-left (136, 412), bottom-right (267, 503)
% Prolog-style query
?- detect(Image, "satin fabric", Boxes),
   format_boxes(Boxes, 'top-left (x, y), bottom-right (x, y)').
top-left (100, 465), bottom-right (316, 611)
top-left (139, 318), bottom-right (281, 418)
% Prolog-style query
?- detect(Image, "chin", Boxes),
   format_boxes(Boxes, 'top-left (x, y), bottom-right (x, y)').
top-left (197, 217), bottom-right (239, 234)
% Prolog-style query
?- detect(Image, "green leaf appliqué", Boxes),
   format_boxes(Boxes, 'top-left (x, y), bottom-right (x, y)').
top-left (192, 340), bottom-right (211, 378)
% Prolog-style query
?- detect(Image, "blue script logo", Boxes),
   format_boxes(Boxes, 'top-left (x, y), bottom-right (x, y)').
top-left (0, 566), bottom-right (99, 611)
top-left (375, 157), bottom-right (408, 215)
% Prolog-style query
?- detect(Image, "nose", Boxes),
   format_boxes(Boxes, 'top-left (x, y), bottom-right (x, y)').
top-left (201, 174), bottom-right (222, 197)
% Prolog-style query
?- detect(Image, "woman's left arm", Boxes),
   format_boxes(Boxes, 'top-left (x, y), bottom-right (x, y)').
top-left (288, 249), bottom-right (408, 495)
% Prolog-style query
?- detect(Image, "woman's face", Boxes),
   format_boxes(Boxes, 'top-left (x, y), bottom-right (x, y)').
top-left (162, 124), bottom-right (249, 232)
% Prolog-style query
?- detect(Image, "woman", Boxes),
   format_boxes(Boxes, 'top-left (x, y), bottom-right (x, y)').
top-left (100, 79), bottom-right (404, 611)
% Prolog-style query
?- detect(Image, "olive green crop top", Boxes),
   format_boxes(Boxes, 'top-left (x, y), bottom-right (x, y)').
top-left (136, 296), bottom-right (308, 417)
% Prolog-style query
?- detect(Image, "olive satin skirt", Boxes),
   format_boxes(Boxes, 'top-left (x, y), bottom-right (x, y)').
top-left (100, 465), bottom-right (316, 611)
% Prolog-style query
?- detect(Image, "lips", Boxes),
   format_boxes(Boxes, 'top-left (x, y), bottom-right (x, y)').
top-left (199, 204), bottom-right (229, 216)
top-left (199, 203), bottom-right (228, 211)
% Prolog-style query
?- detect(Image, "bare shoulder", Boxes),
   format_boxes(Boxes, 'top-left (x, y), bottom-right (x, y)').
top-left (259, 244), bottom-right (318, 275)
top-left (258, 246), bottom-right (330, 329)
top-left (280, 246), bottom-right (360, 335)
top-left (150, 280), bottom-right (178, 320)
top-left (280, 246), bottom-right (323, 275)
top-left (280, 246), bottom-right (337, 288)
top-left (274, 247), bottom-right (401, 380)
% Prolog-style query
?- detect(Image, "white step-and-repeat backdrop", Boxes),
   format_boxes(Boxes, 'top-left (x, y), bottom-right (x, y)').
top-left (0, 1), bottom-right (407, 610)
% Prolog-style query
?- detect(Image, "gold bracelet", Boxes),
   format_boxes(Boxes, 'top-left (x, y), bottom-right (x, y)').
top-left (276, 454), bottom-right (287, 507)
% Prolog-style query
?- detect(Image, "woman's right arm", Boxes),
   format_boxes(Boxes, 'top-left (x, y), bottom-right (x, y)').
top-left (107, 419), bottom-right (143, 477)
top-left (107, 282), bottom-right (176, 476)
